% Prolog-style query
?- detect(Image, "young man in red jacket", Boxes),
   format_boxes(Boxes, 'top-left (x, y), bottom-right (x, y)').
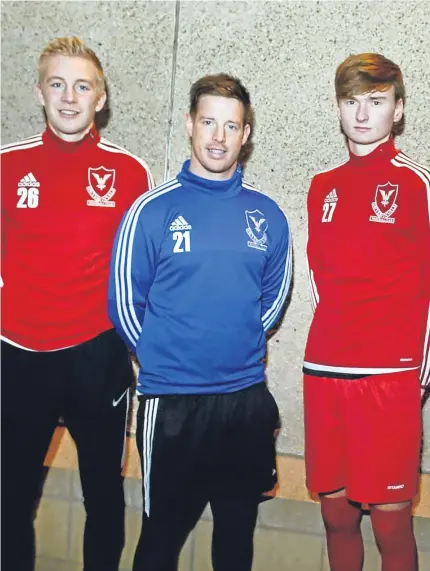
top-left (1, 37), bottom-right (153, 571)
top-left (304, 53), bottom-right (429, 571)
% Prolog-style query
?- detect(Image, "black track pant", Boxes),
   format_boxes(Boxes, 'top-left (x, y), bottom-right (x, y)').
top-left (133, 382), bottom-right (279, 571)
top-left (1, 329), bottom-right (133, 571)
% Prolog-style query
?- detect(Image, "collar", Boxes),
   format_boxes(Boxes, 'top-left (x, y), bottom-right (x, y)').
top-left (177, 160), bottom-right (243, 199)
top-left (42, 125), bottom-right (100, 154)
top-left (348, 137), bottom-right (399, 168)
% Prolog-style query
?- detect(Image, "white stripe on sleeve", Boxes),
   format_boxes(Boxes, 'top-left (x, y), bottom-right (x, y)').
top-left (113, 180), bottom-right (180, 347)
top-left (262, 213), bottom-right (293, 331)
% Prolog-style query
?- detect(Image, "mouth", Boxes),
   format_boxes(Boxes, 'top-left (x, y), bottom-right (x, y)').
top-left (59, 110), bottom-right (80, 118)
top-left (354, 127), bottom-right (371, 133)
top-left (207, 148), bottom-right (226, 158)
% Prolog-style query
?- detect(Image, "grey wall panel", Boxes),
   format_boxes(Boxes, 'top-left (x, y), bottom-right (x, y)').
top-left (170, 0), bottom-right (430, 467)
top-left (2, 0), bottom-right (429, 469)
top-left (1, 0), bottom-right (177, 184)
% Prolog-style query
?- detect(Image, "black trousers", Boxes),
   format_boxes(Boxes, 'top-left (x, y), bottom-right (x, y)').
top-left (1, 329), bottom-right (133, 571)
top-left (133, 382), bottom-right (279, 571)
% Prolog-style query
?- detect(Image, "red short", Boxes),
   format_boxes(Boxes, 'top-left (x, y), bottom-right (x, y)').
top-left (303, 370), bottom-right (422, 504)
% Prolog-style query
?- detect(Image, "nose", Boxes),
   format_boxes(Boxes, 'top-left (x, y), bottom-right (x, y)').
top-left (61, 85), bottom-right (77, 104)
top-left (213, 125), bottom-right (226, 143)
top-left (356, 102), bottom-right (369, 123)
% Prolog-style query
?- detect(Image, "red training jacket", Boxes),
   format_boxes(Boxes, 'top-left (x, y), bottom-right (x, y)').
top-left (304, 138), bottom-right (430, 389)
top-left (1, 127), bottom-right (153, 351)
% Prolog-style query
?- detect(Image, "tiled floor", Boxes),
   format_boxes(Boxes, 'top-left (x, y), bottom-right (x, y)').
top-left (189, 499), bottom-right (430, 571)
top-left (33, 469), bottom-right (430, 571)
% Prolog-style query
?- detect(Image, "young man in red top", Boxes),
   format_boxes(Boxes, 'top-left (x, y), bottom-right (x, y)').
top-left (1, 37), bottom-right (153, 571)
top-left (304, 53), bottom-right (429, 571)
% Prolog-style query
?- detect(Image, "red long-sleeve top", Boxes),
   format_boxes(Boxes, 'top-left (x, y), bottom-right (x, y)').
top-left (1, 127), bottom-right (153, 350)
top-left (304, 138), bottom-right (430, 389)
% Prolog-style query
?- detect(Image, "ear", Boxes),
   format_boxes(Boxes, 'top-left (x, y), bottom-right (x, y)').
top-left (241, 123), bottom-right (251, 146)
top-left (393, 98), bottom-right (404, 124)
top-left (36, 84), bottom-right (45, 107)
top-left (95, 91), bottom-right (107, 113)
top-left (185, 113), bottom-right (194, 138)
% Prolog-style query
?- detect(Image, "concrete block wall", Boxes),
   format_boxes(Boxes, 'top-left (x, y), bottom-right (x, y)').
top-left (3, 3), bottom-right (430, 566)
top-left (2, 0), bottom-right (429, 468)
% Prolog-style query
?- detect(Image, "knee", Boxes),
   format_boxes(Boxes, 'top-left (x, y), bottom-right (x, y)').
top-left (370, 502), bottom-right (413, 542)
top-left (321, 495), bottom-right (361, 534)
top-left (371, 501), bottom-right (411, 513)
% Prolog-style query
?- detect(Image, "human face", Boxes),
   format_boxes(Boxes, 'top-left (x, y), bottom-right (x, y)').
top-left (37, 55), bottom-right (106, 142)
top-left (337, 87), bottom-right (403, 156)
top-left (186, 95), bottom-right (250, 180)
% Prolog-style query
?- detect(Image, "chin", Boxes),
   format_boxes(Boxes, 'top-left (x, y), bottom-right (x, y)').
top-left (348, 133), bottom-right (379, 146)
top-left (209, 165), bottom-right (230, 174)
top-left (64, 125), bottom-right (90, 136)
top-left (201, 161), bottom-right (227, 174)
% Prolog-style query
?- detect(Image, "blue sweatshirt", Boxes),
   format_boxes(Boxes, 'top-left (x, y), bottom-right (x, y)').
top-left (108, 161), bottom-right (292, 395)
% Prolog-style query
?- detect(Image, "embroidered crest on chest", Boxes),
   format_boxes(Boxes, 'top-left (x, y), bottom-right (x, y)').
top-left (369, 182), bottom-right (398, 224)
top-left (245, 209), bottom-right (268, 251)
top-left (87, 167), bottom-right (116, 207)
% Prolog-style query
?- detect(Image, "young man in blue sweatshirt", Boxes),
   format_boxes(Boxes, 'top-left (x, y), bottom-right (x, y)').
top-left (109, 74), bottom-right (292, 571)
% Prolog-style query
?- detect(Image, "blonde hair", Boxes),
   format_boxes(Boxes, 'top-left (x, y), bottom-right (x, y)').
top-left (38, 37), bottom-right (105, 92)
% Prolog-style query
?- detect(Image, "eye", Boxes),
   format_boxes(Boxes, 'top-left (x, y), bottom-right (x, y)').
top-left (227, 124), bottom-right (239, 131)
top-left (202, 119), bottom-right (212, 126)
top-left (50, 82), bottom-right (63, 89)
top-left (372, 100), bottom-right (381, 105)
top-left (76, 84), bottom-right (91, 92)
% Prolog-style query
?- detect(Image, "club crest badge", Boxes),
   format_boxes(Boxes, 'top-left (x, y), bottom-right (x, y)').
top-left (87, 167), bottom-right (116, 207)
top-left (369, 182), bottom-right (398, 224)
top-left (245, 209), bottom-right (268, 251)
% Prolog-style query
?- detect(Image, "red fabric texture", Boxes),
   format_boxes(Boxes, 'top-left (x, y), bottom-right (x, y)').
top-left (305, 138), bottom-right (430, 388)
top-left (304, 371), bottom-right (421, 503)
top-left (1, 128), bottom-right (152, 350)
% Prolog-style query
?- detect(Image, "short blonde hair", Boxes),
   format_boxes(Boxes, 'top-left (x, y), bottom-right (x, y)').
top-left (38, 36), bottom-right (105, 92)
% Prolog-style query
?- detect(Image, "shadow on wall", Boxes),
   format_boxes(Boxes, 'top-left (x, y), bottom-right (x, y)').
top-left (95, 80), bottom-right (111, 132)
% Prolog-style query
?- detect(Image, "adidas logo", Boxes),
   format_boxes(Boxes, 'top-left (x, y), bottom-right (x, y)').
top-left (169, 216), bottom-right (192, 231)
top-left (324, 189), bottom-right (338, 203)
top-left (18, 172), bottom-right (40, 188)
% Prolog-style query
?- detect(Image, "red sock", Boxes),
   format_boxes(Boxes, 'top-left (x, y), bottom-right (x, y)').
top-left (370, 504), bottom-right (418, 571)
top-left (321, 495), bottom-right (364, 571)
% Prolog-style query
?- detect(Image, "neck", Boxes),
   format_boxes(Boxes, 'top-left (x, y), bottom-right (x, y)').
top-left (47, 121), bottom-right (94, 143)
top-left (348, 133), bottom-right (391, 157)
